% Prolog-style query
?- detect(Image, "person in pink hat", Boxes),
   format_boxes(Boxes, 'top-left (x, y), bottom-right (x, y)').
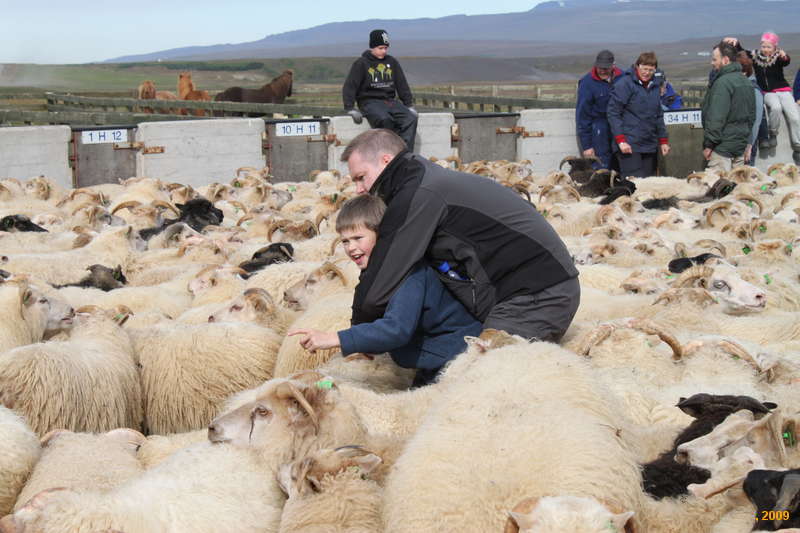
top-left (752, 31), bottom-right (800, 163)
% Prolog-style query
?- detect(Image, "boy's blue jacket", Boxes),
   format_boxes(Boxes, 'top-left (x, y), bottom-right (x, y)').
top-left (575, 66), bottom-right (623, 169)
top-left (338, 263), bottom-right (482, 370)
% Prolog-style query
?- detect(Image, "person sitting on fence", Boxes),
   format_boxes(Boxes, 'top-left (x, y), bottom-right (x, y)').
top-left (701, 42), bottom-right (756, 172)
top-left (607, 51), bottom-right (671, 178)
top-left (752, 31), bottom-right (800, 164)
top-left (575, 50), bottom-right (622, 170)
top-left (342, 29), bottom-right (418, 151)
top-left (737, 51), bottom-right (764, 164)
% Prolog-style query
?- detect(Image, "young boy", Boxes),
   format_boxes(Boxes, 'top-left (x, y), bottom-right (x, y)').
top-left (288, 194), bottom-right (482, 387)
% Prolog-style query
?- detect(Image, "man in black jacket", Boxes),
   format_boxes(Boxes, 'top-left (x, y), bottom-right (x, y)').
top-left (342, 128), bottom-right (580, 343)
top-left (342, 29), bottom-right (418, 150)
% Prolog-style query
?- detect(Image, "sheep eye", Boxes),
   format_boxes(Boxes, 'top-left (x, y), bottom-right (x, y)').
top-left (306, 279), bottom-right (317, 285)
top-left (231, 304), bottom-right (243, 312)
top-left (254, 406), bottom-right (270, 417)
top-left (39, 298), bottom-right (48, 304)
top-left (712, 280), bottom-right (728, 290)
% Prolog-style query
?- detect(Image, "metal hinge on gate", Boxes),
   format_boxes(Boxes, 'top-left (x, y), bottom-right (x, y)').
top-left (495, 126), bottom-right (544, 138)
top-left (308, 134), bottom-right (340, 146)
top-left (113, 142), bottom-right (165, 154)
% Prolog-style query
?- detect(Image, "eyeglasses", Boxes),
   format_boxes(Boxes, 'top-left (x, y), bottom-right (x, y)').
top-left (638, 66), bottom-right (656, 73)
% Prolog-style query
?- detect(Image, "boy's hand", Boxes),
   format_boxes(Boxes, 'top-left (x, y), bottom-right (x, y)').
top-left (287, 329), bottom-right (340, 353)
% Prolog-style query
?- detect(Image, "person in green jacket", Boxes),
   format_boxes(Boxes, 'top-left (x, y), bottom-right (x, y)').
top-left (702, 41), bottom-right (756, 172)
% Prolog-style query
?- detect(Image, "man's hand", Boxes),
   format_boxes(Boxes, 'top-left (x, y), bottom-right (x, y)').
top-left (582, 148), bottom-right (596, 158)
top-left (744, 144), bottom-right (752, 164)
top-left (619, 142), bottom-right (633, 154)
top-left (287, 328), bottom-right (341, 353)
top-left (660, 144), bottom-right (671, 157)
top-left (408, 106), bottom-right (418, 117)
top-left (347, 109), bottom-right (363, 124)
top-left (722, 37), bottom-right (739, 47)
top-left (703, 148), bottom-right (713, 161)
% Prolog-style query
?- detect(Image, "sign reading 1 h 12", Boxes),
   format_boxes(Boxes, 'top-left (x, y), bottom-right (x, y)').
top-left (276, 122), bottom-right (321, 137)
top-left (81, 129), bottom-right (128, 145)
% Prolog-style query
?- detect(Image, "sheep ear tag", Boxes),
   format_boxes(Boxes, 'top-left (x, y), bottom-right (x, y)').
top-left (316, 379), bottom-right (333, 390)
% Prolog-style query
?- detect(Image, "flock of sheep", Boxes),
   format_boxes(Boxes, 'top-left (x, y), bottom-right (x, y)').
top-left (0, 154), bottom-right (799, 532)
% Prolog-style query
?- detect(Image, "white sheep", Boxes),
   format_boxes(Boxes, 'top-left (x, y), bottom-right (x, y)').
top-left (0, 406), bottom-right (40, 516)
top-left (15, 428), bottom-right (145, 509)
top-left (0, 305), bottom-right (142, 436)
top-left (129, 318), bottom-right (283, 435)
top-left (0, 280), bottom-right (52, 352)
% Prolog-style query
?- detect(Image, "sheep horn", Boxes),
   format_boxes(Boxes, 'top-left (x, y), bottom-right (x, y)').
top-left (74, 304), bottom-right (102, 314)
top-left (728, 166), bottom-right (748, 183)
top-left (111, 200), bottom-right (142, 216)
top-left (254, 183), bottom-right (270, 203)
top-left (236, 213), bottom-right (255, 227)
top-left (320, 262), bottom-right (347, 286)
top-left (687, 172), bottom-right (706, 185)
top-left (70, 201), bottom-right (95, 216)
top-left (780, 191), bottom-right (800, 210)
top-left (673, 242), bottom-right (688, 258)
top-left (165, 182), bottom-right (184, 191)
top-left (512, 183), bottom-right (532, 203)
top-left (575, 324), bottom-right (615, 357)
top-left (594, 205), bottom-right (616, 226)
top-left (151, 200), bottom-right (180, 216)
top-left (564, 184), bottom-right (582, 203)
top-left (274, 381), bottom-right (319, 433)
top-left (736, 194), bottom-right (764, 215)
top-left (716, 339), bottom-right (773, 381)
top-left (314, 212), bottom-right (329, 234)
top-left (626, 318), bottom-right (683, 360)
top-left (705, 201), bottom-right (731, 227)
top-left (538, 184), bottom-right (554, 204)
top-left (55, 189), bottom-right (77, 207)
top-left (672, 265), bottom-right (714, 289)
top-left (694, 239), bottom-right (727, 258)
top-left (111, 305), bottom-right (134, 326)
top-left (236, 166), bottom-right (259, 177)
top-left (266, 220), bottom-right (288, 242)
top-left (559, 155), bottom-right (577, 169)
top-left (227, 200), bottom-right (248, 214)
top-left (329, 236), bottom-right (342, 257)
top-left (193, 264), bottom-right (220, 280)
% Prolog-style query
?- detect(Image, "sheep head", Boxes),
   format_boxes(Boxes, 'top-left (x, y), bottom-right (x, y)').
top-left (504, 495), bottom-right (635, 533)
top-left (277, 445), bottom-right (382, 498)
top-left (207, 288), bottom-right (276, 325)
top-left (670, 263), bottom-right (766, 314)
top-left (283, 262), bottom-right (347, 311)
top-left (207, 372), bottom-right (365, 464)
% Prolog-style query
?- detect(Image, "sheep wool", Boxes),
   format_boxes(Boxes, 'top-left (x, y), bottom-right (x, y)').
top-left (0, 406), bottom-right (40, 516)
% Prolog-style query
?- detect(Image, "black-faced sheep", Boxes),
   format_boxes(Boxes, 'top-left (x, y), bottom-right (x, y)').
top-left (0, 215), bottom-right (48, 232)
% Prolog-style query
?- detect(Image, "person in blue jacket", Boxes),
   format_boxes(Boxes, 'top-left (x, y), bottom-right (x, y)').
top-left (288, 194), bottom-right (482, 388)
top-left (794, 66), bottom-right (800, 103)
top-left (575, 50), bottom-right (623, 170)
top-left (607, 51), bottom-right (671, 178)
top-left (656, 70), bottom-right (683, 110)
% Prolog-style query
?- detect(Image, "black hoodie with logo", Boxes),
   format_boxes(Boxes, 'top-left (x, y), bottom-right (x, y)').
top-left (342, 50), bottom-right (413, 111)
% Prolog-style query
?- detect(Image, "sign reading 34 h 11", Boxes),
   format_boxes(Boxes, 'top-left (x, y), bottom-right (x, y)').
top-left (275, 122), bottom-right (321, 137)
top-left (664, 110), bottom-right (702, 126)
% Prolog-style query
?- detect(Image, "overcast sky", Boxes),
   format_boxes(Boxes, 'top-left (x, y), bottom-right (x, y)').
top-left (3, 1), bottom-right (547, 64)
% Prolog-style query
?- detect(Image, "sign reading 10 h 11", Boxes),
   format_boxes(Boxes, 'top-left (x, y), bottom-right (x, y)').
top-left (275, 122), bottom-right (321, 137)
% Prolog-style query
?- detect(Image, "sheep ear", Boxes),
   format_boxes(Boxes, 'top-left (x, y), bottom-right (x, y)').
top-left (20, 287), bottom-right (34, 307)
top-left (610, 511), bottom-right (635, 532)
top-left (508, 510), bottom-right (537, 529)
top-left (351, 453), bottom-right (382, 475)
top-left (274, 381), bottom-right (321, 434)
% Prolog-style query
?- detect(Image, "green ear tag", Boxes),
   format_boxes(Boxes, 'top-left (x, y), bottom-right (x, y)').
top-left (764, 274), bottom-right (772, 285)
top-left (759, 225), bottom-right (767, 233)
top-left (233, 181), bottom-right (242, 188)
top-left (787, 243), bottom-right (794, 253)
top-left (316, 379), bottom-right (333, 390)
top-left (113, 313), bottom-right (125, 322)
top-left (742, 246), bottom-right (751, 255)
top-left (542, 209), bottom-right (548, 217)
top-left (784, 431), bottom-right (797, 448)
top-left (332, 193), bottom-right (338, 202)
top-left (606, 521), bottom-right (618, 532)
top-left (666, 274), bottom-right (675, 279)
top-left (288, 185), bottom-right (297, 192)
top-left (747, 201), bottom-right (754, 208)
top-left (761, 184), bottom-right (769, 191)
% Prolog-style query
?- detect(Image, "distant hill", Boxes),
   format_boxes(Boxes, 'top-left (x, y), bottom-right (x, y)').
top-left (106, 0), bottom-right (800, 63)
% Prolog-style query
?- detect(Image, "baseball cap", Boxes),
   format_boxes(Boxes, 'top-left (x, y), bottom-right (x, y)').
top-left (595, 50), bottom-right (615, 68)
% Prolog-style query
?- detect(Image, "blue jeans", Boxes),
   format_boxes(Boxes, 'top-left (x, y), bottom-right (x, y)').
top-left (360, 99), bottom-right (418, 151)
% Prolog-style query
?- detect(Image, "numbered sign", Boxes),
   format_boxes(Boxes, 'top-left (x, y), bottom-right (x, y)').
top-left (275, 122), bottom-right (321, 137)
top-left (664, 110), bottom-right (702, 126)
top-left (81, 129), bottom-right (128, 144)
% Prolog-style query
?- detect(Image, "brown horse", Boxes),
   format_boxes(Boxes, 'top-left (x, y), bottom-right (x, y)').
top-left (213, 69), bottom-right (293, 116)
top-left (137, 80), bottom-right (178, 114)
top-left (177, 72), bottom-right (211, 116)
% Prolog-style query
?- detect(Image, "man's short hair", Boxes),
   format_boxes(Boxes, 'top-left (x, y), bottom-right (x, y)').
top-left (340, 128), bottom-right (406, 163)
top-left (636, 51), bottom-right (658, 68)
top-left (335, 194), bottom-right (386, 234)
top-left (716, 41), bottom-right (738, 63)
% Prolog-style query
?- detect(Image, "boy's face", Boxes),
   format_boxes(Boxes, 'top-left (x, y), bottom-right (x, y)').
top-left (340, 225), bottom-right (377, 270)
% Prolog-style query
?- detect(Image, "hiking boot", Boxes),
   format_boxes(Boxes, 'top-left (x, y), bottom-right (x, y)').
top-left (793, 151), bottom-right (800, 165)
top-left (769, 135), bottom-right (778, 148)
